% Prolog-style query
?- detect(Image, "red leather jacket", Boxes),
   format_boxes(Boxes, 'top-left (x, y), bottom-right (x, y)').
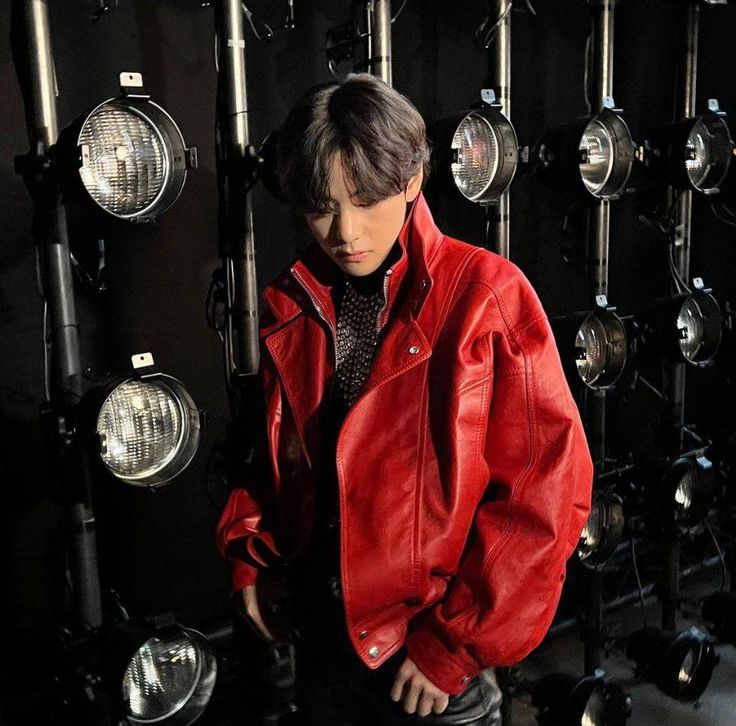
top-left (216, 192), bottom-right (593, 695)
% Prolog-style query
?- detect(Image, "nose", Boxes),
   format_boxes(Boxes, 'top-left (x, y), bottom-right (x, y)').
top-left (335, 208), bottom-right (360, 245)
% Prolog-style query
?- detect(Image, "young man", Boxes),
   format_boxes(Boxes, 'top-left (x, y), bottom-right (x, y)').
top-left (216, 73), bottom-right (594, 724)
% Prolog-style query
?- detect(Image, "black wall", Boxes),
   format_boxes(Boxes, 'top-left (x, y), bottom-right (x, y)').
top-left (2, 0), bottom-right (735, 645)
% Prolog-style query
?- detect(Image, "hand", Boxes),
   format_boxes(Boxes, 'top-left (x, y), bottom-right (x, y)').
top-left (390, 655), bottom-right (450, 717)
top-left (240, 584), bottom-right (276, 642)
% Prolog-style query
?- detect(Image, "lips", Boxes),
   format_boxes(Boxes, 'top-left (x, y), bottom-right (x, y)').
top-left (337, 250), bottom-right (368, 259)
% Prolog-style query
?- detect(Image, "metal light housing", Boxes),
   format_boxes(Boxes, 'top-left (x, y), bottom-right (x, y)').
top-left (637, 278), bottom-right (723, 367)
top-left (627, 626), bottom-right (719, 702)
top-left (552, 297), bottom-right (629, 391)
top-left (536, 98), bottom-right (634, 201)
top-left (54, 72), bottom-right (196, 223)
top-left (659, 454), bottom-right (717, 529)
top-left (639, 100), bottom-right (733, 194)
top-left (577, 490), bottom-right (625, 568)
top-left (531, 670), bottom-right (632, 725)
top-left (432, 89), bottom-right (518, 204)
top-left (122, 627), bottom-right (217, 725)
top-left (82, 353), bottom-right (201, 488)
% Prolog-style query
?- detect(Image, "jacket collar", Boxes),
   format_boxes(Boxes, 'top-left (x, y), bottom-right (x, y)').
top-left (263, 191), bottom-right (444, 331)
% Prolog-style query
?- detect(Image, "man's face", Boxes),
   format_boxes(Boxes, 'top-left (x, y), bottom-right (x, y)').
top-left (304, 151), bottom-right (423, 277)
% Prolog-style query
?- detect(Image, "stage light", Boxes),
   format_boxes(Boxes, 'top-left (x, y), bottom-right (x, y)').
top-left (636, 279), bottom-right (723, 367)
top-left (626, 626), bottom-right (719, 701)
top-left (552, 298), bottom-right (629, 390)
top-left (531, 670), bottom-right (632, 725)
top-left (535, 98), bottom-right (633, 201)
top-left (122, 627), bottom-right (217, 725)
top-left (637, 99), bottom-right (733, 194)
top-left (578, 490), bottom-right (625, 568)
top-left (431, 89), bottom-right (518, 204)
top-left (81, 353), bottom-right (201, 488)
top-left (702, 591), bottom-right (736, 646)
top-left (53, 72), bottom-right (197, 223)
top-left (658, 455), bottom-right (717, 529)
top-left (574, 308), bottom-right (628, 388)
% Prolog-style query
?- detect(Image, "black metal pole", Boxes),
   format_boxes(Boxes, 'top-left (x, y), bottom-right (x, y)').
top-left (583, 568), bottom-right (604, 673)
top-left (10, 0), bottom-right (103, 630)
top-left (216, 0), bottom-right (260, 384)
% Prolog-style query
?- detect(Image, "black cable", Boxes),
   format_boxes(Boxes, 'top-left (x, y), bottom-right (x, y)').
top-left (629, 531), bottom-right (649, 627)
top-left (710, 201), bottom-right (736, 229)
top-left (391, 0), bottom-right (409, 23)
top-left (474, 0), bottom-right (512, 51)
top-left (704, 520), bottom-right (728, 592)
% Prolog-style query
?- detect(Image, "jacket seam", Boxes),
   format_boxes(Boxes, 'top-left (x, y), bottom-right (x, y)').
top-left (468, 280), bottom-right (538, 594)
top-left (412, 362), bottom-right (429, 599)
top-left (454, 375), bottom-right (491, 397)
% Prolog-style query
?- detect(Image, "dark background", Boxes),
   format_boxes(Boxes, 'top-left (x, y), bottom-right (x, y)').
top-left (2, 0), bottom-right (735, 652)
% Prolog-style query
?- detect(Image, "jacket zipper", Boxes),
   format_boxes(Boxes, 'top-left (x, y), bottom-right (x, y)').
top-left (290, 266), bottom-right (337, 396)
top-left (376, 270), bottom-right (391, 333)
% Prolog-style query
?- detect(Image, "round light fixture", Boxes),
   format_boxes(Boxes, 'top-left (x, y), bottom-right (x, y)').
top-left (53, 73), bottom-right (196, 222)
top-left (577, 490), bottom-right (625, 568)
top-left (659, 454), bottom-right (717, 529)
top-left (640, 100), bottom-right (733, 194)
top-left (536, 99), bottom-right (634, 201)
top-left (551, 298), bottom-right (629, 391)
top-left (574, 307), bottom-right (628, 388)
top-left (531, 670), bottom-right (632, 725)
top-left (80, 354), bottom-right (201, 488)
top-left (95, 375), bottom-right (200, 487)
top-left (432, 89), bottom-right (518, 204)
top-left (637, 279), bottom-right (723, 367)
top-left (627, 626), bottom-right (719, 702)
top-left (122, 627), bottom-right (217, 725)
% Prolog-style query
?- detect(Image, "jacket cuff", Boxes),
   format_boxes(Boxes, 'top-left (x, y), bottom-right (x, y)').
top-left (404, 621), bottom-right (482, 695)
top-left (229, 556), bottom-right (259, 594)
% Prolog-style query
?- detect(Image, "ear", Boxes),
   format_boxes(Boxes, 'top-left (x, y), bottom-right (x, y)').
top-left (405, 166), bottom-right (424, 203)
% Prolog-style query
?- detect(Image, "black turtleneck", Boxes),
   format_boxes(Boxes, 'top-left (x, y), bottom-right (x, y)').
top-left (293, 237), bottom-right (405, 591)
top-left (334, 237), bottom-right (403, 302)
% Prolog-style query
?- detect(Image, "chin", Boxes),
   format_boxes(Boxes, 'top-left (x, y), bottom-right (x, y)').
top-left (335, 258), bottom-right (378, 276)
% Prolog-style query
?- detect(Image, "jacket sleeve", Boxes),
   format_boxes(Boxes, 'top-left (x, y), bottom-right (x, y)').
top-left (215, 351), bottom-right (283, 595)
top-left (404, 274), bottom-right (594, 695)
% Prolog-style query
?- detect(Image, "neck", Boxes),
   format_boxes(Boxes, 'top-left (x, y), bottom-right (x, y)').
top-left (345, 239), bottom-right (402, 295)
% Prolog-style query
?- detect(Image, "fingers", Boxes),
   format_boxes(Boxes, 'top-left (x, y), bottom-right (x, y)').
top-left (432, 694), bottom-right (450, 714)
top-left (405, 679), bottom-right (423, 715)
top-left (239, 585), bottom-right (276, 641)
top-left (249, 609), bottom-right (276, 641)
top-left (391, 676), bottom-right (449, 716)
top-left (417, 692), bottom-right (435, 717)
top-left (389, 672), bottom-right (406, 703)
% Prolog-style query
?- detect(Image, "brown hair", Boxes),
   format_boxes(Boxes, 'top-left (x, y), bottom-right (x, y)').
top-left (275, 73), bottom-right (432, 213)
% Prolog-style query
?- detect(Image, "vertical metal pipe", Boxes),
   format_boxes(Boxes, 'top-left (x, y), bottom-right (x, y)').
top-left (590, 0), bottom-right (614, 302)
top-left (22, 0), bottom-right (58, 145)
top-left (586, 2), bottom-right (614, 471)
top-left (661, 1), bottom-right (699, 632)
top-left (11, 0), bottom-right (102, 628)
top-left (591, 200), bottom-right (610, 300)
top-left (669, 2), bottom-right (698, 449)
top-left (662, 534), bottom-right (682, 631)
top-left (592, 0), bottom-right (614, 108)
top-left (583, 569), bottom-right (604, 673)
top-left (491, 0), bottom-right (511, 258)
top-left (582, 0), bottom-right (614, 674)
top-left (371, 0), bottom-right (393, 86)
top-left (216, 0), bottom-right (260, 376)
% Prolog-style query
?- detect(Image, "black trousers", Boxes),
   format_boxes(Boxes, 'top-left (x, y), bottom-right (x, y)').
top-left (287, 559), bottom-right (503, 726)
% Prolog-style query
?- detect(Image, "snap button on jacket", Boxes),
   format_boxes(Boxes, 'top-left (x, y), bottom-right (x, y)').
top-left (216, 192), bottom-right (594, 695)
